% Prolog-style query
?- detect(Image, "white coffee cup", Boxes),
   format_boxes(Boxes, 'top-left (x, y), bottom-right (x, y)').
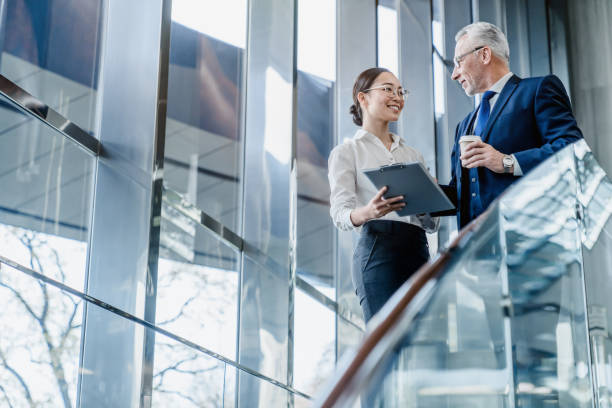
top-left (459, 135), bottom-right (482, 166)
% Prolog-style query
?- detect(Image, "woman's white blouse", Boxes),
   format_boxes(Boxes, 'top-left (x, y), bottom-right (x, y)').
top-left (328, 129), bottom-right (439, 232)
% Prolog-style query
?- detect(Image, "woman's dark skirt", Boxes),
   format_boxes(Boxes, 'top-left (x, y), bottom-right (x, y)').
top-left (352, 220), bottom-right (430, 322)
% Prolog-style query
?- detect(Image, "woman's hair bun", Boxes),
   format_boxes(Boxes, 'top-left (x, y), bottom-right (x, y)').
top-left (349, 104), bottom-right (362, 126)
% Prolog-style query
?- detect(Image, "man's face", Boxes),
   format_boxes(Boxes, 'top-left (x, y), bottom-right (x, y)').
top-left (451, 35), bottom-right (487, 96)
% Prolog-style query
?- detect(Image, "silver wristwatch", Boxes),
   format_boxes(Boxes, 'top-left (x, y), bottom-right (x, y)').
top-left (502, 155), bottom-right (514, 174)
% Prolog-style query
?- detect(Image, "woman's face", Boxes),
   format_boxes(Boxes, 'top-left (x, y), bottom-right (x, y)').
top-left (359, 72), bottom-right (405, 123)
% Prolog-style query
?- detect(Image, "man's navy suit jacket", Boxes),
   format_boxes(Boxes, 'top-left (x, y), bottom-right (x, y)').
top-left (446, 74), bottom-right (583, 228)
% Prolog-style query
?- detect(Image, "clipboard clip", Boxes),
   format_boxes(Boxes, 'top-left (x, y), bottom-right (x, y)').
top-left (378, 163), bottom-right (406, 172)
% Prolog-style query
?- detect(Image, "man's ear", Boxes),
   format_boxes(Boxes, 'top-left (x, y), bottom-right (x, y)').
top-left (482, 46), bottom-right (493, 64)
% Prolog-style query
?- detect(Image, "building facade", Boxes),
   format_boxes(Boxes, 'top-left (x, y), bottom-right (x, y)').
top-left (0, 0), bottom-right (610, 406)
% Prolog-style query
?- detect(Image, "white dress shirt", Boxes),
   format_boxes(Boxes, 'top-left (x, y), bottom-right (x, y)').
top-left (474, 71), bottom-right (523, 176)
top-left (328, 129), bottom-right (439, 232)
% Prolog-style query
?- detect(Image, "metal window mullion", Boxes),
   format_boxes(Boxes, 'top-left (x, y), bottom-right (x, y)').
top-left (288, 0), bottom-right (299, 394)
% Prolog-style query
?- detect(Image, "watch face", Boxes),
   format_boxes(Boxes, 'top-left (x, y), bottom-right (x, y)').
top-left (503, 156), bottom-right (513, 166)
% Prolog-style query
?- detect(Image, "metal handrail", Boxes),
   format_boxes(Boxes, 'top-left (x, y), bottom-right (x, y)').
top-left (313, 207), bottom-right (492, 408)
top-left (0, 73), bottom-right (100, 156)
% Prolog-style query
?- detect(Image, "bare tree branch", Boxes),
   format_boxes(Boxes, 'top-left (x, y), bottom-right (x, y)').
top-left (0, 383), bottom-right (16, 408)
top-left (153, 388), bottom-right (202, 407)
top-left (157, 294), bottom-right (198, 326)
top-left (0, 348), bottom-right (34, 407)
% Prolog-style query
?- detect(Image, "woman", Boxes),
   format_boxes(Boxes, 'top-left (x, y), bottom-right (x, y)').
top-left (328, 67), bottom-right (438, 322)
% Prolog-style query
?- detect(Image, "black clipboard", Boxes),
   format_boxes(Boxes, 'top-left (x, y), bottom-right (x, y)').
top-left (362, 162), bottom-right (455, 216)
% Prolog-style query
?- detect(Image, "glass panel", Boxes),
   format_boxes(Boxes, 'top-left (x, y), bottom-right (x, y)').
top-left (398, 0), bottom-right (436, 171)
top-left (360, 208), bottom-right (510, 407)
top-left (296, 0), bottom-right (336, 296)
top-left (335, 143), bottom-right (596, 407)
top-left (165, 0), bottom-right (247, 231)
top-left (377, 0), bottom-right (398, 136)
top-left (574, 141), bottom-right (612, 404)
top-left (337, 315), bottom-right (364, 361)
top-left (0, 262), bottom-right (82, 407)
top-left (152, 338), bottom-right (229, 407)
top-left (0, 256), bottom-right (308, 408)
top-left (502, 145), bottom-right (592, 407)
top-left (337, 230), bottom-right (365, 327)
top-left (238, 255), bottom-right (288, 384)
top-left (334, 0), bottom-right (375, 330)
top-left (0, 0), bottom-right (104, 134)
top-left (237, 370), bottom-right (290, 408)
top-left (377, 1), bottom-right (398, 76)
top-left (157, 196), bottom-right (239, 359)
top-left (294, 289), bottom-right (335, 395)
top-left (295, 394), bottom-right (312, 408)
top-left (242, 0), bottom-right (294, 265)
top-left (0, 92), bottom-right (94, 290)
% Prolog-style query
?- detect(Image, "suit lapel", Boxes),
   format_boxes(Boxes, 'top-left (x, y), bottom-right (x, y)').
top-left (481, 75), bottom-right (521, 143)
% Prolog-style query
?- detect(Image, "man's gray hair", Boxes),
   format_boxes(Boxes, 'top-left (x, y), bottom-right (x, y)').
top-left (455, 22), bottom-right (510, 64)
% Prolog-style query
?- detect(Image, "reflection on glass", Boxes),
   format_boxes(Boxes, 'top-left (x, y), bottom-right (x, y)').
top-left (0, 263), bottom-right (82, 407)
top-left (574, 140), bottom-right (612, 406)
top-left (157, 198), bottom-right (239, 359)
top-left (338, 143), bottom-right (599, 407)
top-left (501, 145), bottom-right (592, 407)
top-left (237, 370), bottom-right (290, 408)
top-left (0, 258), bottom-right (307, 407)
top-left (296, 0), bottom-right (336, 295)
top-left (165, 1), bottom-right (247, 231)
top-left (336, 229), bottom-right (365, 326)
top-left (152, 340), bottom-right (228, 407)
top-left (0, 94), bottom-right (93, 290)
top-left (294, 289), bottom-right (335, 395)
top-left (239, 256), bottom-right (288, 384)
top-left (0, 0), bottom-right (103, 134)
top-left (574, 141), bottom-right (612, 249)
top-left (337, 315), bottom-right (364, 361)
top-left (358, 240), bottom-right (510, 406)
top-left (363, 210), bottom-right (509, 407)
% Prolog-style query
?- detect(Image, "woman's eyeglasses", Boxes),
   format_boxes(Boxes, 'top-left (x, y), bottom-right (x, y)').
top-left (363, 85), bottom-right (409, 100)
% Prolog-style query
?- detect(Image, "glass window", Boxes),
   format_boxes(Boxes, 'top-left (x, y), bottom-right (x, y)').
top-left (0, 93), bottom-right (94, 291)
top-left (237, 370), bottom-right (291, 407)
top-left (164, 0), bottom-right (247, 232)
top-left (0, 263), bottom-right (82, 407)
top-left (377, 1), bottom-right (399, 76)
top-left (337, 315), bottom-right (364, 360)
top-left (0, 0), bottom-right (104, 134)
top-left (157, 195), bottom-right (239, 359)
top-left (238, 256), bottom-right (289, 383)
top-left (296, 0), bottom-right (336, 296)
top-left (152, 340), bottom-right (229, 407)
top-left (293, 289), bottom-right (336, 395)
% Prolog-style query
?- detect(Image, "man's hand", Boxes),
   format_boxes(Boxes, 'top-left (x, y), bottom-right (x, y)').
top-left (461, 141), bottom-right (505, 173)
top-left (350, 186), bottom-right (405, 226)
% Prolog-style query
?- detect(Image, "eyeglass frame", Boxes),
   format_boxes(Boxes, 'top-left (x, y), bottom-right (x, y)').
top-left (361, 85), bottom-right (410, 99)
top-left (453, 45), bottom-right (485, 68)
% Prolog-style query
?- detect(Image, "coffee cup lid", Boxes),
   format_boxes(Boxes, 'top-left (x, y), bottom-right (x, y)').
top-left (459, 135), bottom-right (482, 143)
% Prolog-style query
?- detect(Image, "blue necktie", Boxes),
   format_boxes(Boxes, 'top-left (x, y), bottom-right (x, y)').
top-left (474, 90), bottom-right (496, 136)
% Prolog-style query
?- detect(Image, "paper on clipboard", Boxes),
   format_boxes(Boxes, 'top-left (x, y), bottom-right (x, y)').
top-left (362, 162), bottom-right (455, 216)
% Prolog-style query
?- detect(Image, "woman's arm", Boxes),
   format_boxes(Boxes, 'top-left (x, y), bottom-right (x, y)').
top-left (350, 186), bottom-right (405, 227)
top-left (328, 146), bottom-right (404, 230)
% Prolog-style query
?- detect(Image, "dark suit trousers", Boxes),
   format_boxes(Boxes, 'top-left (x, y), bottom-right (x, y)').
top-left (352, 220), bottom-right (430, 322)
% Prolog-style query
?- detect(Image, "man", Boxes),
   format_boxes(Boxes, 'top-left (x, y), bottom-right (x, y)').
top-left (444, 22), bottom-right (583, 228)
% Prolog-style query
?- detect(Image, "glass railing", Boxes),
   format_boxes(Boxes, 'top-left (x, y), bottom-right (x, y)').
top-left (316, 139), bottom-right (612, 407)
top-left (0, 254), bottom-right (310, 407)
top-left (0, 89), bottom-right (97, 294)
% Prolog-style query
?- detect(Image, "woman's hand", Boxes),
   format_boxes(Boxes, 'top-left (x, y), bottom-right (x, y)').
top-left (350, 186), bottom-right (405, 226)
